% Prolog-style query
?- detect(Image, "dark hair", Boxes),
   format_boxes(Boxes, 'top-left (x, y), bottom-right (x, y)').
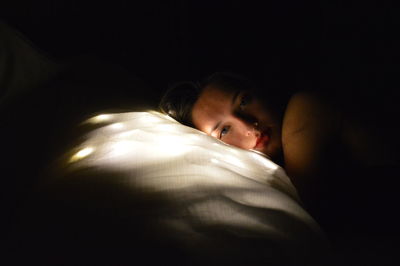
top-left (159, 72), bottom-right (259, 126)
top-left (159, 81), bottom-right (202, 127)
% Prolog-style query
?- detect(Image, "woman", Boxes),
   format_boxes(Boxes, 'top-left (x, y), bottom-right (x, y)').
top-left (159, 72), bottom-right (397, 225)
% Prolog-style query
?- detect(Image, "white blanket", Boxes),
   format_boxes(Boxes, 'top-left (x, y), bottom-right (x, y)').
top-left (44, 111), bottom-right (329, 265)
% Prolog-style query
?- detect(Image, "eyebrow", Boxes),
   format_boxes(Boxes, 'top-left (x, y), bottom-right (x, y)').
top-left (210, 90), bottom-right (241, 135)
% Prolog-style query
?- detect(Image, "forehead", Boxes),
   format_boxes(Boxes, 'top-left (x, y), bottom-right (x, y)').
top-left (192, 85), bottom-right (235, 132)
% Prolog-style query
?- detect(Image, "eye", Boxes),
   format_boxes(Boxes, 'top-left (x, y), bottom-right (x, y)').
top-left (239, 93), bottom-right (252, 109)
top-left (220, 126), bottom-right (230, 138)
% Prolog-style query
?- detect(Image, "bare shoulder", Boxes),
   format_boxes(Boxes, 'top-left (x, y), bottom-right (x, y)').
top-left (281, 91), bottom-right (341, 182)
top-left (282, 91), bottom-right (339, 137)
top-left (286, 91), bottom-right (322, 105)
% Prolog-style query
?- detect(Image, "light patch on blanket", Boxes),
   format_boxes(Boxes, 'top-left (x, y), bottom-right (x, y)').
top-left (109, 122), bottom-right (124, 130)
top-left (107, 141), bottom-right (135, 157)
top-left (69, 146), bottom-right (94, 162)
top-left (211, 158), bottom-right (219, 164)
top-left (91, 114), bottom-right (113, 123)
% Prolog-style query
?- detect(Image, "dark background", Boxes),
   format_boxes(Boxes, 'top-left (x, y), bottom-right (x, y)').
top-left (3, 0), bottom-right (400, 95)
top-left (2, 0), bottom-right (400, 265)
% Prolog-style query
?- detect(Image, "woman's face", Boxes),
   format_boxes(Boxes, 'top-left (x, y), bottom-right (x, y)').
top-left (191, 85), bottom-right (283, 161)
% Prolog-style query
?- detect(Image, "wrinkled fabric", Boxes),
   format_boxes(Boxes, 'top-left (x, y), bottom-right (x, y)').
top-left (46, 110), bottom-right (330, 265)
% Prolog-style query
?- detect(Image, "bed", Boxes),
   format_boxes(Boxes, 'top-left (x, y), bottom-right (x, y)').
top-left (2, 21), bottom-right (331, 266)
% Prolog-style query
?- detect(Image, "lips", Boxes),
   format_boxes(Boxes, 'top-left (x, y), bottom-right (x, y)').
top-left (255, 132), bottom-right (270, 149)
